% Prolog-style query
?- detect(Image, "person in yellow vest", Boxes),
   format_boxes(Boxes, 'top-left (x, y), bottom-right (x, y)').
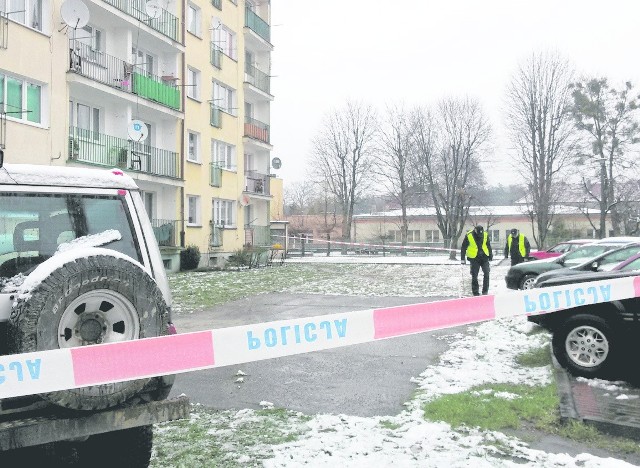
top-left (504, 228), bottom-right (531, 266)
top-left (460, 225), bottom-right (493, 296)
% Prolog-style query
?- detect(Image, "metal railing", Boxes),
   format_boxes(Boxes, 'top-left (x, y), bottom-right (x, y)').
top-left (244, 170), bottom-right (270, 195)
top-left (68, 126), bottom-right (181, 179)
top-left (151, 218), bottom-right (180, 247)
top-left (210, 163), bottom-right (222, 187)
top-left (244, 117), bottom-right (269, 143)
top-left (210, 42), bottom-right (222, 69)
top-left (69, 41), bottom-right (180, 110)
top-left (101, 0), bottom-right (180, 41)
top-left (210, 105), bottom-right (222, 128)
top-left (245, 63), bottom-right (270, 94)
top-left (0, 11), bottom-right (7, 49)
top-left (210, 225), bottom-right (222, 247)
top-left (244, 7), bottom-right (270, 42)
top-left (211, 0), bottom-right (222, 10)
top-left (245, 225), bottom-right (271, 247)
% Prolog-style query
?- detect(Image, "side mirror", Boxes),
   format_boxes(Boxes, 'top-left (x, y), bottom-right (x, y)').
top-left (591, 261), bottom-right (599, 271)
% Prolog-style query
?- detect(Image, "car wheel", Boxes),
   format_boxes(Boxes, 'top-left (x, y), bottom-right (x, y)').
top-left (551, 314), bottom-right (617, 379)
top-left (9, 254), bottom-right (169, 410)
top-left (519, 274), bottom-right (537, 290)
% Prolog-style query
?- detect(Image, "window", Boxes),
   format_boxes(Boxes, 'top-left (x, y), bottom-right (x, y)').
top-left (70, 101), bottom-right (100, 135)
top-left (187, 131), bottom-right (200, 162)
top-left (211, 139), bottom-right (235, 170)
top-left (213, 199), bottom-right (236, 227)
top-left (142, 192), bottom-right (154, 219)
top-left (75, 25), bottom-right (104, 63)
top-left (2, 0), bottom-right (42, 31)
top-left (407, 230), bottom-right (420, 242)
top-left (0, 72), bottom-right (42, 124)
top-left (489, 229), bottom-right (500, 243)
top-left (212, 81), bottom-right (235, 115)
top-left (214, 26), bottom-right (236, 59)
top-left (425, 229), bottom-right (440, 243)
top-left (131, 47), bottom-right (155, 77)
top-left (187, 3), bottom-right (200, 36)
top-left (186, 67), bottom-right (200, 100)
top-left (187, 195), bottom-right (201, 226)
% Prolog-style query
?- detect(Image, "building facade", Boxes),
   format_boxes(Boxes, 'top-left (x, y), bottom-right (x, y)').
top-left (0, 0), bottom-right (279, 271)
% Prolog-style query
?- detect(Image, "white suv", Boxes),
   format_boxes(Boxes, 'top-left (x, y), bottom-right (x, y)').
top-left (0, 164), bottom-right (174, 410)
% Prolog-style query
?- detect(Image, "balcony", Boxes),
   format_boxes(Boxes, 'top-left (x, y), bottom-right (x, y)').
top-left (211, 0), bottom-right (222, 10)
top-left (245, 170), bottom-right (270, 195)
top-left (152, 219), bottom-right (180, 247)
top-left (101, 0), bottom-right (180, 42)
top-left (210, 105), bottom-right (222, 128)
top-left (244, 225), bottom-right (271, 247)
top-left (210, 163), bottom-right (222, 187)
top-left (244, 117), bottom-right (269, 144)
top-left (245, 7), bottom-right (270, 43)
top-left (245, 63), bottom-right (270, 95)
top-left (210, 42), bottom-right (222, 69)
top-left (68, 126), bottom-right (181, 179)
top-left (69, 42), bottom-right (180, 110)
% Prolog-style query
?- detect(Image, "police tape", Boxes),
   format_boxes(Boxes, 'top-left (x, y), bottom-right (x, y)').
top-left (1, 275), bottom-right (638, 399)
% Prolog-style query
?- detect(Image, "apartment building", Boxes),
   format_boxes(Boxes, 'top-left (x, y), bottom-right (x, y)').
top-left (1, 0), bottom-right (279, 270)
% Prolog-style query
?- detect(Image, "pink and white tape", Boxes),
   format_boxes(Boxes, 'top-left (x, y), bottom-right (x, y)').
top-left (1, 275), bottom-right (638, 399)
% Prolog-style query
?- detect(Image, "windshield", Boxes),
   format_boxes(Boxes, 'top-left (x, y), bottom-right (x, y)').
top-left (563, 244), bottom-right (610, 263)
top-left (0, 192), bottom-right (141, 281)
top-left (596, 245), bottom-right (640, 270)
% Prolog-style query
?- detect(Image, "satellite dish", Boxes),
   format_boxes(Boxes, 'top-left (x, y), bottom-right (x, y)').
top-left (239, 195), bottom-right (250, 207)
top-left (127, 120), bottom-right (148, 142)
top-left (211, 17), bottom-right (222, 29)
top-left (271, 157), bottom-right (282, 170)
top-left (145, 0), bottom-right (162, 20)
top-left (60, 0), bottom-right (89, 29)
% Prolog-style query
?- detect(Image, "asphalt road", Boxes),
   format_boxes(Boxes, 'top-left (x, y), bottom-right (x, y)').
top-left (169, 293), bottom-right (461, 417)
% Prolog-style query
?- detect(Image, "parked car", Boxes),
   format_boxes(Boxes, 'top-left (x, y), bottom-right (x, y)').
top-left (528, 239), bottom-right (593, 260)
top-left (529, 270), bottom-right (640, 379)
top-left (533, 243), bottom-right (640, 286)
top-left (505, 239), bottom-right (638, 290)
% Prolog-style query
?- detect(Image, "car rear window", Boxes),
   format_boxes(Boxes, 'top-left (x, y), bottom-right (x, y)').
top-left (0, 193), bottom-right (141, 280)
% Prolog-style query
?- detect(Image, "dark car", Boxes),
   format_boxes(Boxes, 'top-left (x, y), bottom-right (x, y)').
top-left (505, 240), bottom-right (637, 290)
top-left (533, 243), bottom-right (640, 286)
top-left (529, 270), bottom-right (640, 379)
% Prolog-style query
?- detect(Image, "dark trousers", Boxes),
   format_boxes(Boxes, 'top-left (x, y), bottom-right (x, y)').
top-left (469, 258), bottom-right (490, 295)
top-left (510, 256), bottom-right (525, 266)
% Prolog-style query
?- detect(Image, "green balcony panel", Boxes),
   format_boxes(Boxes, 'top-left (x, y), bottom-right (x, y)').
top-left (133, 73), bottom-right (180, 110)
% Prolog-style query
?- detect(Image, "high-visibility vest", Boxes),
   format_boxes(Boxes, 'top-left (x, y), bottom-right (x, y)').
top-left (466, 231), bottom-right (489, 259)
top-left (508, 234), bottom-right (527, 257)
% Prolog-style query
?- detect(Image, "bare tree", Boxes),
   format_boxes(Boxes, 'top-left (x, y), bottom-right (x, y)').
top-left (413, 97), bottom-right (491, 260)
top-left (284, 180), bottom-right (317, 215)
top-left (310, 100), bottom-right (377, 244)
top-left (373, 104), bottom-right (416, 251)
top-left (505, 51), bottom-right (575, 248)
top-left (570, 78), bottom-right (640, 236)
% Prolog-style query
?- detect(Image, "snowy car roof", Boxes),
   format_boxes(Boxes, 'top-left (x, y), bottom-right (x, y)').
top-left (0, 164), bottom-right (139, 190)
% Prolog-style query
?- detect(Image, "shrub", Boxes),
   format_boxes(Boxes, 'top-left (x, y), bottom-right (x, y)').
top-left (180, 245), bottom-right (201, 271)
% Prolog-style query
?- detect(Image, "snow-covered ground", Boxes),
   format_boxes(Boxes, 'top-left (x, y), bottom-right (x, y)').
top-left (153, 255), bottom-right (639, 467)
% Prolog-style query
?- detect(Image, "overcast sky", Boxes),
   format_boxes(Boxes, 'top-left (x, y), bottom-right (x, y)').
top-left (269, 0), bottom-right (640, 190)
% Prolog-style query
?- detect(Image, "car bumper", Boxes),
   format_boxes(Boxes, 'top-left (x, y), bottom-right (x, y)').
top-left (505, 274), bottom-right (520, 290)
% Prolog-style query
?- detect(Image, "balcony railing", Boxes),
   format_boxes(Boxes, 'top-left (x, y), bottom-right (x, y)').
top-left (245, 7), bottom-right (270, 42)
top-left (245, 63), bottom-right (270, 94)
top-left (69, 42), bottom-right (180, 110)
top-left (101, 0), bottom-right (180, 42)
top-left (245, 225), bottom-right (271, 247)
top-left (244, 117), bottom-right (269, 143)
top-left (210, 163), bottom-right (222, 187)
top-left (210, 225), bottom-right (222, 247)
top-left (68, 126), bottom-right (181, 179)
top-left (245, 170), bottom-right (270, 195)
top-left (152, 219), bottom-right (180, 247)
top-left (210, 105), bottom-right (222, 128)
top-left (210, 42), bottom-right (222, 69)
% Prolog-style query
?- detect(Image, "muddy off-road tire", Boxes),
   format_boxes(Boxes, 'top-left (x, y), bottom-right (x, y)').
top-left (9, 255), bottom-right (168, 410)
